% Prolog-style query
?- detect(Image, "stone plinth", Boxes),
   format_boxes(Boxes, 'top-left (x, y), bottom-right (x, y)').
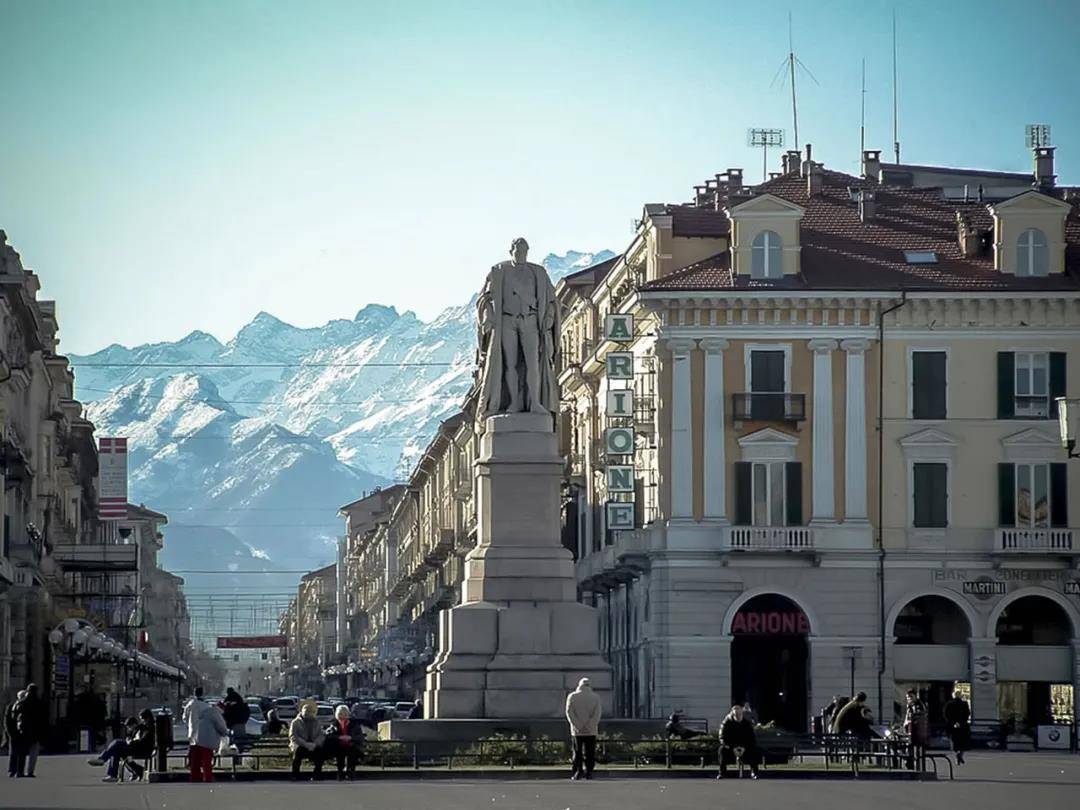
top-left (424, 413), bottom-right (612, 719)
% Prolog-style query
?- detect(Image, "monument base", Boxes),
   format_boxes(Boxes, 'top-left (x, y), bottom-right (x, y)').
top-left (380, 718), bottom-right (666, 742)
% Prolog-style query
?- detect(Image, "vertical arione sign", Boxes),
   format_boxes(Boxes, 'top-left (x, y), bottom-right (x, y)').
top-left (98, 437), bottom-right (128, 520)
top-left (604, 314), bottom-right (636, 532)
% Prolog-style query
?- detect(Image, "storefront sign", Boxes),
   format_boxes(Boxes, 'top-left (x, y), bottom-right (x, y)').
top-left (217, 635), bottom-right (288, 649)
top-left (934, 568), bottom-right (1080, 599)
top-left (604, 314), bottom-right (634, 342)
top-left (606, 502), bottom-right (635, 530)
top-left (732, 609), bottom-right (810, 636)
top-left (1066, 582), bottom-right (1080, 596)
top-left (606, 389), bottom-right (634, 417)
top-left (606, 465), bottom-right (634, 493)
top-left (605, 427), bottom-right (635, 456)
top-left (606, 352), bottom-right (634, 379)
top-left (962, 578), bottom-right (1007, 599)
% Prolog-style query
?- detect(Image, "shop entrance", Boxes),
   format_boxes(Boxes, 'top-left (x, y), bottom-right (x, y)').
top-left (730, 594), bottom-right (810, 732)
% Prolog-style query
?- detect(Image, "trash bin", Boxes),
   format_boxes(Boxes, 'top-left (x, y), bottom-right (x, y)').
top-left (154, 710), bottom-right (175, 772)
top-left (79, 728), bottom-right (93, 753)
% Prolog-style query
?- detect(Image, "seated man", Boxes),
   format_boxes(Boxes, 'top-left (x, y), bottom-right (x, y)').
top-left (324, 705), bottom-right (364, 780)
top-left (288, 702), bottom-right (326, 780)
top-left (88, 716), bottom-right (141, 783)
top-left (717, 705), bottom-right (760, 780)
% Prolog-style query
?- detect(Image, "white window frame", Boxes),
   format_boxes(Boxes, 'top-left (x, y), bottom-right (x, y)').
top-left (1013, 350), bottom-right (1050, 418)
top-left (751, 230), bottom-right (783, 279)
top-left (750, 460), bottom-right (788, 527)
top-left (744, 343), bottom-right (792, 394)
top-left (906, 346), bottom-right (950, 420)
top-left (1013, 461), bottom-right (1052, 529)
top-left (1016, 228), bottom-right (1049, 277)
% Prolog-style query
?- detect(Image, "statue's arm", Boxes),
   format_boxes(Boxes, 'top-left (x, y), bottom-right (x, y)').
top-left (478, 273), bottom-right (495, 333)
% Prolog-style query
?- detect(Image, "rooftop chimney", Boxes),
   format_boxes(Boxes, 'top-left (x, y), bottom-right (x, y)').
top-left (1034, 147), bottom-right (1056, 188)
top-left (956, 211), bottom-right (980, 258)
top-left (726, 168), bottom-right (743, 192)
top-left (801, 144), bottom-right (814, 177)
top-left (806, 158), bottom-right (823, 196)
top-left (782, 150), bottom-right (802, 175)
top-left (861, 149), bottom-right (882, 182)
top-left (857, 189), bottom-right (877, 222)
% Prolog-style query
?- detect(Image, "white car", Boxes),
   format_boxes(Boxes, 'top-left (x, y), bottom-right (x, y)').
top-left (244, 703), bottom-right (267, 737)
top-left (394, 701), bottom-right (416, 719)
top-left (273, 696), bottom-right (300, 720)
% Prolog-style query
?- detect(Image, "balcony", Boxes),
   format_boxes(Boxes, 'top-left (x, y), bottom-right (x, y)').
top-left (726, 526), bottom-right (815, 551)
top-left (1013, 395), bottom-right (1050, 419)
top-left (996, 528), bottom-right (1074, 553)
top-left (732, 393), bottom-right (806, 423)
top-left (52, 543), bottom-right (138, 571)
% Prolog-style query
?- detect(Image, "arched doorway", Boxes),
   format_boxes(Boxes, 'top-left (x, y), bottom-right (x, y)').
top-left (730, 594), bottom-right (810, 732)
top-left (995, 594), bottom-right (1075, 731)
top-left (892, 595), bottom-right (972, 725)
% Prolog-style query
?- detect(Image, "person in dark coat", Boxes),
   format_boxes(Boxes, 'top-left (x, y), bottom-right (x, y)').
top-left (264, 708), bottom-right (286, 735)
top-left (943, 692), bottom-right (971, 765)
top-left (833, 692), bottom-right (874, 739)
top-left (903, 690), bottom-right (929, 770)
top-left (4, 690), bottom-right (28, 778)
top-left (87, 713), bottom-right (150, 782)
top-left (324, 705), bottom-right (364, 779)
top-left (717, 705), bottom-right (760, 779)
top-left (221, 688), bottom-right (250, 739)
top-left (406, 699), bottom-right (423, 720)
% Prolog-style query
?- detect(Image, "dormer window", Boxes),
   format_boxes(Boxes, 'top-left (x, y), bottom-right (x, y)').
top-left (1016, 228), bottom-right (1048, 277)
top-left (751, 230), bottom-right (782, 279)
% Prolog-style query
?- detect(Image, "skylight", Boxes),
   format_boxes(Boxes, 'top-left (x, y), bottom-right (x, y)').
top-left (904, 251), bottom-right (938, 265)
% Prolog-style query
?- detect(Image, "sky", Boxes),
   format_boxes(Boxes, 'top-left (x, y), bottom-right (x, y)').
top-left (0, 0), bottom-right (1077, 354)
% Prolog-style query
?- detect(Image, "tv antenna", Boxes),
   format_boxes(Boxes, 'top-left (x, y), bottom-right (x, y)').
top-left (771, 11), bottom-right (818, 150)
top-left (748, 128), bottom-right (785, 181)
top-left (892, 9), bottom-right (900, 164)
top-left (860, 58), bottom-right (867, 161)
top-left (1025, 124), bottom-right (1052, 148)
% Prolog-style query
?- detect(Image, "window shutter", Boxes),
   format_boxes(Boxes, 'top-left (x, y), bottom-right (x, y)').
top-left (734, 462), bottom-right (752, 525)
top-left (914, 463), bottom-right (948, 528)
top-left (997, 352), bottom-right (1015, 419)
top-left (784, 462), bottom-right (802, 526)
top-left (932, 464), bottom-right (948, 527)
top-left (1048, 352), bottom-right (1066, 419)
top-left (1050, 463), bottom-right (1068, 528)
top-left (998, 463), bottom-right (1015, 527)
top-left (913, 352), bottom-right (947, 419)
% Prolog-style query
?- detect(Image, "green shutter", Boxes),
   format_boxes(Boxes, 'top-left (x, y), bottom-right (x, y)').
top-left (997, 352), bottom-right (1015, 419)
top-left (1050, 463), bottom-right (1068, 528)
top-left (914, 463), bottom-right (948, 528)
top-left (785, 462), bottom-right (803, 526)
top-left (1049, 352), bottom-right (1066, 419)
top-left (998, 464), bottom-right (1015, 527)
top-left (734, 462), bottom-right (752, 526)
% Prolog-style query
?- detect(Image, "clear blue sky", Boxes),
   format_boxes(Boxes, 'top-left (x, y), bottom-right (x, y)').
top-left (1, 0), bottom-right (1077, 354)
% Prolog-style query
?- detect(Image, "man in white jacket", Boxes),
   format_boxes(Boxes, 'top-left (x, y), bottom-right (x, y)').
top-left (565, 677), bottom-right (601, 780)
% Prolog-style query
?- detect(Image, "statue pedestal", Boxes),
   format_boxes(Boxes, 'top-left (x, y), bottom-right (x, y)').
top-left (424, 413), bottom-right (612, 719)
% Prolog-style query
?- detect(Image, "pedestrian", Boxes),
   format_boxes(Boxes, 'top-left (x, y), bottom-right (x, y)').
top-left (832, 691), bottom-right (874, 739)
top-left (821, 695), bottom-right (845, 730)
top-left (325, 704), bottom-right (363, 780)
top-left (88, 713), bottom-right (153, 783)
top-left (265, 708), bottom-right (285, 735)
top-left (288, 701), bottom-right (326, 781)
top-left (222, 687), bottom-right (250, 741)
top-left (183, 686), bottom-right (228, 783)
top-left (12, 684), bottom-right (46, 778)
top-left (903, 689), bottom-right (929, 770)
top-left (717, 704), bottom-right (761, 779)
top-left (565, 677), bottom-right (601, 781)
top-left (4, 689), bottom-right (28, 778)
top-left (407, 699), bottom-right (423, 720)
top-left (943, 691), bottom-right (971, 765)
top-left (740, 702), bottom-right (758, 726)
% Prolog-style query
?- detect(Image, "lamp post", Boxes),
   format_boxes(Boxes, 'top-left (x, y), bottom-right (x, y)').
top-left (1056, 397), bottom-right (1080, 458)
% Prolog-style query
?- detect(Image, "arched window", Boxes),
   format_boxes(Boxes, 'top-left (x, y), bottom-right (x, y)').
top-left (1016, 228), bottom-right (1048, 276)
top-left (751, 230), bottom-right (782, 279)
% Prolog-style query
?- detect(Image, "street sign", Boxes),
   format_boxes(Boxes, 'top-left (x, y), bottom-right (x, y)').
top-left (217, 635), bottom-right (288, 649)
top-left (98, 438), bottom-right (128, 520)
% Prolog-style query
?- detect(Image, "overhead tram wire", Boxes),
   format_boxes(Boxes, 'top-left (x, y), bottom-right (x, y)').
top-left (74, 384), bottom-right (466, 406)
top-left (70, 360), bottom-right (460, 369)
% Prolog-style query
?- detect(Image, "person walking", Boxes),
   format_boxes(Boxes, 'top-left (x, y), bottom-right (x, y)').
top-left (325, 704), bottom-right (363, 780)
top-left (565, 677), bottom-right (601, 781)
top-left (943, 691), bottom-right (971, 765)
top-left (288, 701), bottom-right (326, 780)
top-left (4, 690), bottom-right (28, 778)
top-left (221, 688), bottom-right (250, 741)
top-left (183, 687), bottom-right (228, 783)
top-left (717, 704), bottom-right (760, 779)
top-left (903, 690), bottom-right (929, 770)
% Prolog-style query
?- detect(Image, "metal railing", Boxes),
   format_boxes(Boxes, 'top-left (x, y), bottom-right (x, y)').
top-left (732, 393), bottom-right (806, 422)
top-left (997, 528), bottom-right (1074, 551)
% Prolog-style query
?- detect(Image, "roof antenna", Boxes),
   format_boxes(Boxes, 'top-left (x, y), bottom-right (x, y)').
top-left (860, 57), bottom-right (867, 163)
top-left (892, 9), bottom-right (901, 164)
top-left (771, 11), bottom-right (818, 151)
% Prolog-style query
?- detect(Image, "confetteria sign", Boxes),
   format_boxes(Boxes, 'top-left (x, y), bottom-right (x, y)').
top-left (732, 609), bottom-right (810, 636)
top-left (934, 568), bottom-right (1080, 600)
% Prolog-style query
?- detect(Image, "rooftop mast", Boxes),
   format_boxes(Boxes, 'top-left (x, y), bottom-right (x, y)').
top-left (772, 12), bottom-right (818, 157)
top-left (892, 9), bottom-right (901, 164)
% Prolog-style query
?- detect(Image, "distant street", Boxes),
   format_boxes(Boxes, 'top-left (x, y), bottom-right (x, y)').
top-left (3, 752), bottom-right (1078, 810)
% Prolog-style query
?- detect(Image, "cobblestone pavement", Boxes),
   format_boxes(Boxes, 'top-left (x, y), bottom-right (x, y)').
top-left (2, 751), bottom-right (1077, 810)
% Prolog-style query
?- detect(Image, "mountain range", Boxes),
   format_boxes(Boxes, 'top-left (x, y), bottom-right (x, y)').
top-left (71, 250), bottom-right (614, 586)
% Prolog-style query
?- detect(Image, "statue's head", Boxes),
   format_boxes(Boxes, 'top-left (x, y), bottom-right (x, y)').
top-left (509, 237), bottom-right (529, 264)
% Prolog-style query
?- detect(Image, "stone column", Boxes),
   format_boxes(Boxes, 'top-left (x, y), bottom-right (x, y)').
top-left (667, 339), bottom-right (696, 520)
top-left (1072, 640), bottom-right (1080, 727)
top-left (841, 339), bottom-right (870, 522)
top-left (700, 338), bottom-right (729, 521)
top-left (808, 339), bottom-right (838, 523)
top-left (969, 637), bottom-right (998, 726)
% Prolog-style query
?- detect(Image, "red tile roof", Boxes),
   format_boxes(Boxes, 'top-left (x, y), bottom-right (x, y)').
top-left (641, 168), bottom-right (1080, 292)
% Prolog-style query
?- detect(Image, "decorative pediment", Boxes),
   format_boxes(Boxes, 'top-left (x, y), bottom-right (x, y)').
top-left (1001, 428), bottom-right (1064, 462)
top-left (726, 193), bottom-right (806, 218)
top-left (989, 189), bottom-right (1072, 214)
top-left (738, 427), bottom-right (799, 462)
top-left (899, 428), bottom-right (959, 460)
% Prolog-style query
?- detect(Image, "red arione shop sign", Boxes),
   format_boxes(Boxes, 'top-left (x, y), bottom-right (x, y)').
top-left (732, 608), bottom-right (809, 636)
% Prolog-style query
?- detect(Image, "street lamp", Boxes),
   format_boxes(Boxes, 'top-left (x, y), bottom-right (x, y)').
top-left (1056, 397), bottom-right (1080, 458)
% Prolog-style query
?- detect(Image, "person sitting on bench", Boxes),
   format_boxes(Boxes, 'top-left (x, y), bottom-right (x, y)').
top-left (717, 704), bottom-right (760, 780)
top-left (288, 702), bottom-right (326, 780)
top-left (324, 704), bottom-right (364, 780)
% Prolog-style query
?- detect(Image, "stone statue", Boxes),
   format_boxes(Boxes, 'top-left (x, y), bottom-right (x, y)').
top-left (477, 238), bottom-right (560, 418)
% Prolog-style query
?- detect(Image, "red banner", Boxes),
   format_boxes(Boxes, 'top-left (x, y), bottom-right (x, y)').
top-left (216, 635), bottom-right (287, 649)
top-left (732, 609), bottom-right (809, 636)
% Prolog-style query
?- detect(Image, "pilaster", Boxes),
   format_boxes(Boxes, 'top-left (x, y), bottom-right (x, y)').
top-left (841, 339), bottom-right (870, 522)
top-left (700, 338), bottom-right (729, 521)
top-left (808, 339), bottom-right (838, 523)
top-left (969, 637), bottom-right (998, 725)
top-left (666, 339), bottom-right (696, 520)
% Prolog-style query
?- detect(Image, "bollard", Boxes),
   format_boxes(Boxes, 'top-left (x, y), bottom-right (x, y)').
top-left (154, 711), bottom-right (173, 773)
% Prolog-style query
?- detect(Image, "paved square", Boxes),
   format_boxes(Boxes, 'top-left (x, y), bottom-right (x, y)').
top-left (2, 752), bottom-right (1077, 810)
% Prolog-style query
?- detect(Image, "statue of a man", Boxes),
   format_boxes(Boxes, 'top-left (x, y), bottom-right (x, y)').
top-left (477, 238), bottom-right (560, 418)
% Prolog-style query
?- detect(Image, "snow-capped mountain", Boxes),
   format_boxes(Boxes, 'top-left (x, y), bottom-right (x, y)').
top-left (73, 250), bottom-right (613, 574)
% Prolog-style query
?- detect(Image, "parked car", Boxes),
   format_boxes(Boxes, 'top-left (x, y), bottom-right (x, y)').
top-left (243, 703), bottom-right (267, 737)
top-left (394, 701), bottom-right (415, 719)
top-left (273, 696), bottom-right (301, 720)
